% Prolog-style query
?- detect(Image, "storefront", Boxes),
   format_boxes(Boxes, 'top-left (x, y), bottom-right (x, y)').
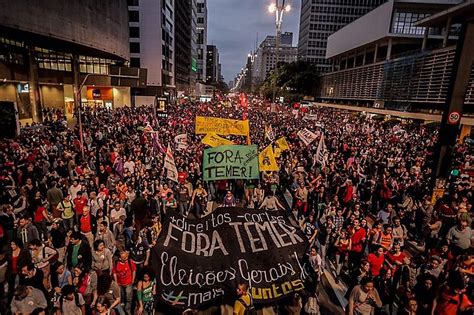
top-left (86, 86), bottom-right (114, 109)
top-left (84, 86), bottom-right (131, 109)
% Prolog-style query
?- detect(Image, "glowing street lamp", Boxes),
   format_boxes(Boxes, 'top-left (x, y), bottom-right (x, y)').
top-left (268, 1), bottom-right (291, 103)
top-left (268, 3), bottom-right (276, 12)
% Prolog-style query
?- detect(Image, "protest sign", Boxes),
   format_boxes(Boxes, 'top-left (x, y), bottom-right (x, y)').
top-left (195, 116), bottom-right (250, 136)
top-left (303, 114), bottom-right (318, 121)
top-left (201, 133), bottom-right (235, 147)
top-left (174, 133), bottom-right (188, 150)
top-left (265, 125), bottom-right (275, 142)
top-left (202, 145), bottom-right (259, 181)
top-left (164, 144), bottom-right (179, 182)
top-left (151, 207), bottom-right (309, 309)
top-left (259, 145), bottom-right (279, 172)
top-left (297, 128), bottom-right (318, 146)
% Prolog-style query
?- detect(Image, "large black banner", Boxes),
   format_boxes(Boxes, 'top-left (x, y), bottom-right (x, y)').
top-left (151, 207), bottom-right (309, 309)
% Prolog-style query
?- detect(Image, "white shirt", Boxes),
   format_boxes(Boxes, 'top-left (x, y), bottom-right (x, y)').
top-left (69, 184), bottom-right (82, 199)
top-left (111, 207), bottom-right (126, 222)
top-left (124, 160), bottom-right (135, 174)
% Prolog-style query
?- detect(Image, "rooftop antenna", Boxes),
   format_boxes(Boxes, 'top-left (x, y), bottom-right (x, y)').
top-left (255, 32), bottom-right (259, 51)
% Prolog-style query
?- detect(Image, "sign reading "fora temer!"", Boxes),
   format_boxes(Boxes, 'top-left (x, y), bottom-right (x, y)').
top-left (202, 145), bottom-right (259, 181)
top-left (151, 207), bottom-right (309, 309)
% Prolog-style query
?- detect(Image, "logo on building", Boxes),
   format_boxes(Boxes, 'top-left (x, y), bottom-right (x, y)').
top-left (92, 89), bottom-right (101, 99)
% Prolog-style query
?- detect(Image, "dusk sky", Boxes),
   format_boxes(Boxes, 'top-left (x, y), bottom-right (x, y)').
top-left (207, 0), bottom-right (301, 83)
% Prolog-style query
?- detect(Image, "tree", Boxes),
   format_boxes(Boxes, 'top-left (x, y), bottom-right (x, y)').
top-left (259, 60), bottom-right (320, 100)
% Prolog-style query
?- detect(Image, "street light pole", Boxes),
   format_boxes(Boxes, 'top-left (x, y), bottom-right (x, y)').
top-left (75, 73), bottom-right (107, 160)
top-left (269, 0), bottom-right (290, 104)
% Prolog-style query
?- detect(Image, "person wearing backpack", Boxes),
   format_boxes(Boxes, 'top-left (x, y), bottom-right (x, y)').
top-left (54, 284), bottom-right (85, 315)
top-left (233, 282), bottom-right (256, 315)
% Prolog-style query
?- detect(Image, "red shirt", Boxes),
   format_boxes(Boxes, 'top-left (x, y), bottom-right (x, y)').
top-left (34, 207), bottom-right (46, 223)
top-left (113, 260), bottom-right (136, 286)
top-left (74, 197), bottom-right (88, 216)
top-left (387, 251), bottom-right (406, 269)
top-left (80, 214), bottom-right (92, 233)
top-left (11, 255), bottom-right (18, 274)
top-left (368, 253), bottom-right (385, 277)
top-left (434, 287), bottom-right (472, 315)
top-left (178, 172), bottom-right (188, 185)
top-left (350, 227), bottom-right (367, 253)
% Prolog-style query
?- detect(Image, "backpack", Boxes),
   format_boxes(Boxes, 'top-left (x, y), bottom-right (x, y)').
top-left (238, 294), bottom-right (257, 315)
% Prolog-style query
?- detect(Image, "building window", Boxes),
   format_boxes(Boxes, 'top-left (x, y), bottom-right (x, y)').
top-left (197, 3), bottom-right (204, 13)
top-left (127, 0), bottom-right (139, 6)
top-left (130, 42), bottom-right (140, 53)
top-left (129, 10), bottom-right (139, 22)
top-left (197, 17), bottom-right (204, 24)
top-left (129, 27), bottom-right (140, 38)
top-left (392, 11), bottom-right (429, 35)
top-left (130, 58), bottom-right (140, 67)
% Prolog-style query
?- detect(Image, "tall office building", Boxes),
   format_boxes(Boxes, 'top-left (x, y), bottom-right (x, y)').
top-left (190, 0), bottom-right (198, 96)
top-left (196, 0), bottom-right (207, 82)
top-left (175, 0), bottom-right (193, 95)
top-left (297, 0), bottom-right (387, 73)
top-left (128, 0), bottom-right (175, 105)
top-left (206, 45), bottom-right (219, 83)
top-left (252, 32), bottom-right (298, 86)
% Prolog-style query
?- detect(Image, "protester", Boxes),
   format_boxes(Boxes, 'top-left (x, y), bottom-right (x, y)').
top-left (347, 276), bottom-right (383, 315)
top-left (10, 285), bottom-right (47, 315)
top-left (0, 99), bottom-right (472, 314)
top-left (233, 282), bottom-right (252, 315)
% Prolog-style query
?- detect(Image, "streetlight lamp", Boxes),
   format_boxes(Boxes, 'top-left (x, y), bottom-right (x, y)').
top-left (268, 0), bottom-right (290, 103)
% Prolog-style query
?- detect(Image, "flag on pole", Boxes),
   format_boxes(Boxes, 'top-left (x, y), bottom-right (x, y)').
top-left (259, 145), bottom-right (279, 172)
top-left (151, 132), bottom-right (166, 155)
top-left (143, 123), bottom-right (154, 133)
top-left (201, 133), bottom-right (234, 147)
top-left (314, 133), bottom-right (328, 167)
top-left (163, 144), bottom-right (179, 182)
top-left (274, 137), bottom-right (290, 157)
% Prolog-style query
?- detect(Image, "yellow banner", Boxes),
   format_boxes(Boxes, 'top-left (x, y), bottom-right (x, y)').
top-left (274, 137), bottom-right (290, 157)
top-left (195, 116), bottom-right (250, 136)
top-left (259, 145), bottom-right (279, 172)
top-left (201, 133), bottom-right (235, 147)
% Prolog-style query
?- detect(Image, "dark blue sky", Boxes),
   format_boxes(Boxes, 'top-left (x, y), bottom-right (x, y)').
top-left (207, 0), bottom-right (301, 82)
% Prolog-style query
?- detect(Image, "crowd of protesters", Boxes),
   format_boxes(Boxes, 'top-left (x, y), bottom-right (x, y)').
top-left (0, 98), bottom-right (472, 315)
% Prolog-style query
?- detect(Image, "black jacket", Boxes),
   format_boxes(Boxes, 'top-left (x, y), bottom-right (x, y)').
top-left (7, 248), bottom-right (31, 275)
top-left (66, 240), bottom-right (92, 270)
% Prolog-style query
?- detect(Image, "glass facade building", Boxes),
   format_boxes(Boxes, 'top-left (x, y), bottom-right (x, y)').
top-left (298, 0), bottom-right (387, 73)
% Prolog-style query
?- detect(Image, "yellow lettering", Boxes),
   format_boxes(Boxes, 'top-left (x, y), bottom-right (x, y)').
top-left (282, 281), bottom-right (292, 294)
top-left (252, 287), bottom-right (263, 299)
top-left (272, 284), bottom-right (282, 298)
top-left (291, 279), bottom-right (305, 291)
top-left (262, 288), bottom-right (272, 299)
